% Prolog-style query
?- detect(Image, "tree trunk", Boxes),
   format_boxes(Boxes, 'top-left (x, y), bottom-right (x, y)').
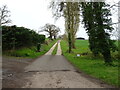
top-left (49, 32), bottom-right (53, 40)
top-left (71, 37), bottom-right (76, 49)
top-left (102, 50), bottom-right (112, 64)
top-left (0, 19), bottom-right (1, 27)
top-left (68, 32), bottom-right (72, 53)
top-left (67, 3), bottom-right (72, 53)
top-left (54, 35), bottom-right (56, 39)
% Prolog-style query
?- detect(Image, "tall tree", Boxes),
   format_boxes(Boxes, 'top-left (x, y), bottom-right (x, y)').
top-left (40, 23), bottom-right (60, 40)
top-left (52, 26), bottom-right (60, 39)
top-left (0, 5), bottom-right (11, 26)
top-left (81, 2), bottom-right (99, 56)
top-left (71, 2), bottom-right (80, 48)
top-left (81, 2), bottom-right (117, 65)
top-left (64, 2), bottom-right (80, 49)
top-left (0, 5), bottom-right (11, 50)
top-left (49, 1), bottom-right (80, 52)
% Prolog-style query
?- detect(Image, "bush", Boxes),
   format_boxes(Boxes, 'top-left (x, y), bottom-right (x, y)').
top-left (2, 25), bottom-right (45, 51)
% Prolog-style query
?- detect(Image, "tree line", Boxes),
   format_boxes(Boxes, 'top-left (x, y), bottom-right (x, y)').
top-left (2, 25), bottom-right (45, 51)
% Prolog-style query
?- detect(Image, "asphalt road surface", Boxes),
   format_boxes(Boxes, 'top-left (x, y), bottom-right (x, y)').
top-left (23, 54), bottom-right (109, 88)
top-left (25, 55), bottom-right (75, 72)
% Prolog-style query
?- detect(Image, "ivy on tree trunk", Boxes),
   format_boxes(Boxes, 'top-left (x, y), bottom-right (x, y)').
top-left (81, 2), bottom-right (117, 65)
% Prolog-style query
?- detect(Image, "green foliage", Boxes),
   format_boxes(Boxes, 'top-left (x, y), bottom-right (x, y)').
top-left (118, 40), bottom-right (120, 59)
top-left (81, 2), bottom-right (118, 64)
top-left (61, 40), bottom-right (119, 87)
top-left (52, 43), bottom-right (58, 55)
top-left (37, 43), bottom-right (41, 52)
top-left (3, 39), bottom-right (58, 58)
top-left (2, 25), bottom-right (45, 50)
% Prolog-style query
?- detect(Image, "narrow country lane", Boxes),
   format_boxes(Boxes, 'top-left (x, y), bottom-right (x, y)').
top-left (45, 41), bottom-right (58, 55)
top-left (23, 40), bottom-right (109, 88)
top-left (56, 40), bottom-right (62, 55)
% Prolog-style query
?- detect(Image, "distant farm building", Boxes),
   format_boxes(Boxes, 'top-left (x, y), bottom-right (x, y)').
top-left (76, 37), bottom-right (85, 40)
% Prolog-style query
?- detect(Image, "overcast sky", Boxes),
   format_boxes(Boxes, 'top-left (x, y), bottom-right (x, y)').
top-left (0, 0), bottom-right (119, 39)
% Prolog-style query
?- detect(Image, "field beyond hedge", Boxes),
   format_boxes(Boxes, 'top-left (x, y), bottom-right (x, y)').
top-left (61, 40), bottom-right (119, 87)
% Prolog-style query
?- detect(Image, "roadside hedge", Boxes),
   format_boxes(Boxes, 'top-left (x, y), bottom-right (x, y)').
top-left (2, 25), bottom-right (45, 50)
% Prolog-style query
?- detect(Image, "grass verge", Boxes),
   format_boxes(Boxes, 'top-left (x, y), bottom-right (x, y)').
top-left (61, 40), bottom-right (119, 87)
top-left (52, 43), bottom-right (58, 55)
top-left (3, 40), bottom-right (58, 59)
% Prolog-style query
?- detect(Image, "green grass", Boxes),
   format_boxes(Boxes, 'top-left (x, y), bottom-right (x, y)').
top-left (52, 43), bottom-right (58, 55)
top-left (61, 40), bottom-right (119, 87)
top-left (45, 38), bottom-right (49, 40)
top-left (3, 40), bottom-right (58, 59)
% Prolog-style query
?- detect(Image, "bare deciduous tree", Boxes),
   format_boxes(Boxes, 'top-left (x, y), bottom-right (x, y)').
top-left (39, 23), bottom-right (60, 40)
top-left (0, 5), bottom-right (11, 26)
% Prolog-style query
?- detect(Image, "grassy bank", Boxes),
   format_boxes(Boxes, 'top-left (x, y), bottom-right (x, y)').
top-left (61, 40), bottom-right (119, 87)
top-left (3, 39), bottom-right (58, 59)
top-left (52, 43), bottom-right (58, 55)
